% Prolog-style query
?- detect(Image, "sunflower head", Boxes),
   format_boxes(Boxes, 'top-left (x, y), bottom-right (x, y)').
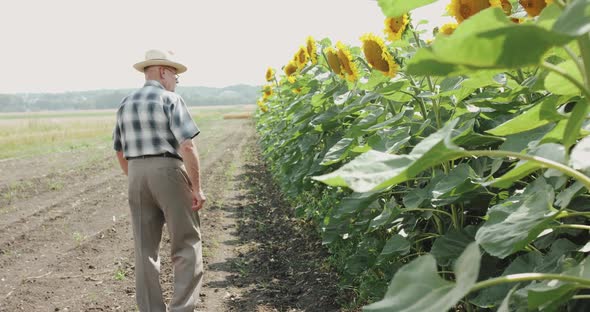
top-left (336, 42), bottom-right (359, 82)
top-left (265, 67), bottom-right (275, 82)
top-left (490, 0), bottom-right (512, 15)
top-left (519, 0), bottom-right (548, 17)
top-left (360, 33), bottom-right (398, 78)
top-left (284, 60), bottom-right (298, 77)
top-left (447, 0), bottom-right (491, 23)
top-left (292, 87), bottom-right (303, 95)
top-left (324, 47), bottom-right (343, 76)
top-left (383, 15), bottom-right (409, 41)
top-left (257, 99), bottom-right (268, 113)
top-left (262, 85), bottom-right (273, 99)
top-left (294, 46), bottom-right (309, 69)
top-left (306, 36), bottom-right (318, 65)
top-left (440, 22), bottom-right (459, 35)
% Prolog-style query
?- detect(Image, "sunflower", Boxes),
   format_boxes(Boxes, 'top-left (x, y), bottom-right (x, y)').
top-left (284, 60), bottom-right (298, 77)
top-left (262, 85), bottom-right (272, 98)
top-left (257, 99), bottom-right (268, 113)
top-left (265, 67), bottom-right (275, 82)
top-left (440, 22), bottom-right (458, 35)
top-left (292, 87), bottom-right (303, 94)
top-left (360, 33), bottom-right (398, 78)
top-left (324, 47), bottom-right (343, 76)
top-left (383, 15), bottom-right (409, 41)
top-left (490, 0), bottom-right (512, 15)
top-left (294, 46), bottom-right (309, 70)
top-left (306, 36), bottom-right (318, 65)
top-left (519, 0), bottom-right (548, 17)
top-left (447, 0), bottom-right (491, 23)
top-left (336, 42), bottom-right (359, 82)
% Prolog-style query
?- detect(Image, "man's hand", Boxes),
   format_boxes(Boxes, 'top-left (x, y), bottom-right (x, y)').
top-left (192, 190), bottom-right (206, 211)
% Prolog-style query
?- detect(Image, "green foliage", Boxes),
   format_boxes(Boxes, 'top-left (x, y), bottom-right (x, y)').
top-left (256, 1), bottom-right (590, 310)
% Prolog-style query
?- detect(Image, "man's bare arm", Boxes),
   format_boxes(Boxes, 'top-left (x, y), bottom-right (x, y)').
top-left (179, 139), bottom-right (206, 210)
top-left (116, 151), bottom-right (128, 176)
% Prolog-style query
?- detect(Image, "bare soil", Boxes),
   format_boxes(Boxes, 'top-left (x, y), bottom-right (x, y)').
top-left (0, 118), bottom-right (340, 312)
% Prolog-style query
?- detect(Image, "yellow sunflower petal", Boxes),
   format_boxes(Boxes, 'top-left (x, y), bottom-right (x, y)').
top-left (265, 67), bottom-right (275, 82)
top-left (294, 46), bottom-right (309, 70)
top-left (306, 36), bottom-right (318, 65)
top-left (383, 14), bottom-right (409, 41)
top-left (447, 0), bottom-right (491, 23)
top-left (440, 22), bottom-right (458, 35)
top-left (324, 47), bottom-right (343, 76)
top-left (284, 60), bottom-right (298, 77)
top-left (336, 42), bottom-right (359, 82)
top-left (360, 33), bottom-right (398, 78)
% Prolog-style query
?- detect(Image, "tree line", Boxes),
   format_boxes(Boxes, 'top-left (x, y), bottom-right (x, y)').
top-left (0, 84), bottom-right (260, 112)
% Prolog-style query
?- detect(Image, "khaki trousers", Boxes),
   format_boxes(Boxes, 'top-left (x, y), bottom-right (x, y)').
top-left (127, 157), bottom-right (203, 312)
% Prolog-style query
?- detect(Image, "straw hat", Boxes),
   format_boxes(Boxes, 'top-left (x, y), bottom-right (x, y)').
top-left (133, 49), bottom-right (187, 74)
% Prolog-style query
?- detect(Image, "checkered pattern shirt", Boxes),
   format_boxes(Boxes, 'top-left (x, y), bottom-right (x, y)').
top-left (112, 80), bottom-right (200, 159)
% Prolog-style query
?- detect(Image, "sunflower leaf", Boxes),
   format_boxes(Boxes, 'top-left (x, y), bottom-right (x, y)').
top-left (553, 0), bottom-right (590, 37)
top-left (475, 178), bottom-right (556, 259)
top-left (545, 60), bottom-right (585, 95)
top-left (377, 0), bottom-right (436, 17)
top-left (312, 119), bottom-right (466, 192)
top-left (363, 243), bottom-right (480, 312)
top-left (407, 9), bottom-right (572, 76)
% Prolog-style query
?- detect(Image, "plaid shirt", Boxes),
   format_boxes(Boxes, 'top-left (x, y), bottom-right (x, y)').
top-left (112, 80), bottom-right (200, 158)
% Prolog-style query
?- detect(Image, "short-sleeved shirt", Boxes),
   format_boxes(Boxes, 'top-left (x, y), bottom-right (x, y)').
top-left (112, 80), bottom-right (200, 159)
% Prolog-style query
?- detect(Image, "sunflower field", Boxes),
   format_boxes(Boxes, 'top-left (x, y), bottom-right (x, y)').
top-left (256, 0), bottom-right (590, 310)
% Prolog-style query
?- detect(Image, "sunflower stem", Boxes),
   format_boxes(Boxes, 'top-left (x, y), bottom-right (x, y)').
top-left (410, 27), bottom-right (442, 128)
top-left (407, 76), bottom-right (429, 120)
top-left (468, 150), bottom-right (590, 191)
top-left (470, 273), bottom-right (590, 293)
top-left (578, 34), bottom-right (590, 89)
top-left (553, 224), bottom-right (590, 231)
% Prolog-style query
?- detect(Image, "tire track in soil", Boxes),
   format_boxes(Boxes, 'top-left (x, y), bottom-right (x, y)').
top-left (0, 119), bottom-right (251, 311)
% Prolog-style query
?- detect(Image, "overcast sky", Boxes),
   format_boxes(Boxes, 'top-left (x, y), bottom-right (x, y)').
top-left (1, 0), bottom-right (452, 94)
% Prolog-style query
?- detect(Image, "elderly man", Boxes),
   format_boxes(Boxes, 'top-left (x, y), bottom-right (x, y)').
top-left (112, 49), bottom-right (206, 312)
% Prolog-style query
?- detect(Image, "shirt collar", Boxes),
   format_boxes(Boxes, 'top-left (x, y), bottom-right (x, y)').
top-left (144, 80), bottom-right (165, 89)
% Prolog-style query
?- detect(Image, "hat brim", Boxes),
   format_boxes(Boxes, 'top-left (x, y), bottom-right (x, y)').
top-left (133, 59), bottom-right (187, 74)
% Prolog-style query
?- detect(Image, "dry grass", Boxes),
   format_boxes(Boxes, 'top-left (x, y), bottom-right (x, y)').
top-left (222, 112), bottom-right (253, 120)
top-left (0, 105), bottom-right (255, 160)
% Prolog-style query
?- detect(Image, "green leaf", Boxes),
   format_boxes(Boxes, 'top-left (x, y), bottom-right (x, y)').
top-left (553, 0), bottom-right (590, 37)
top-left (476, 178), bottom-right (557, 258)
top-left (321, 138), bottom-right (355, 165)
top-left (490, 143), bottom-right (566, 189)
top-left (376, 0), bottom-right (436, 17)
top-left (497, 287), bottom-right (518, 312)
top-left (486, 95), bottom-right (565, 136)
top-left (379, 234), bottom-right (410, 257)
top-left (555, 181), bottom-right (585, 208)
top-left (334, 191), bottom-right (381, 219)
top-left (407, 9), bottom-right (571, 76)
top-left (313, 119), bottom-right (466, 192)
top-left (565, 101), bottom-right (590, 153)
top-left (571, 135), bottom-right (590, 172)
top-left (431, 164), bottom-right (481, 206)
top-left (522, 256), bottom-right (590, 310)
top-left (363, 243), bottom-right (481, 312)
top-left (545, 60), bottom-right (584, 95)
top-left (369, 201), bottom-right (401, 230)
top-left (430, 226), bottom-right (477, 266)
top-left (500, 124), bottom-right (555, 152)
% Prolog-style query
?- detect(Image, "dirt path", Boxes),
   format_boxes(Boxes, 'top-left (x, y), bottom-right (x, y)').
top-left (0, 119), bottom-right (340, 312)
